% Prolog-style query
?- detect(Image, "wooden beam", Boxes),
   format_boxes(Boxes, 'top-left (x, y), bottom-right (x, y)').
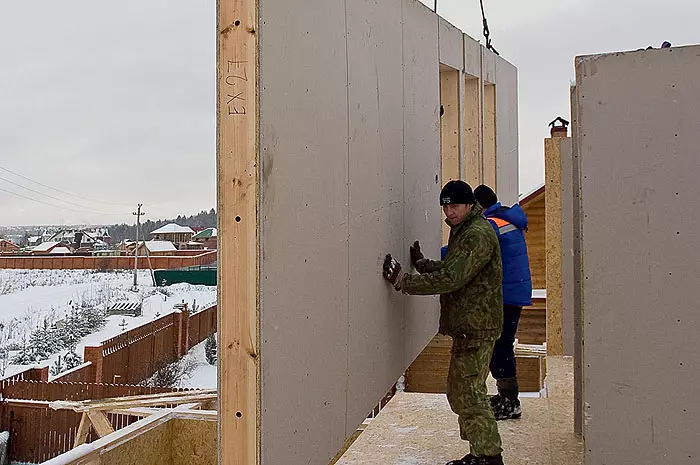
top-left (545, 137), bottom-right (563, 355)
top-left (462, 77), bottom-right (482, 187)
top-left (74, 412), bottom-right (91, 448)
top-left (217, 0), bottom-right (260, 464)
top-left (483, 84), bottom-right (497, 189)
top-left (88, 410), bottom-right (115, 438)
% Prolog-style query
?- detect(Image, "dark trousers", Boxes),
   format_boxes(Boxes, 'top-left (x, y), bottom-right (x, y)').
top-left (489, 305), bottom-right (522, 380)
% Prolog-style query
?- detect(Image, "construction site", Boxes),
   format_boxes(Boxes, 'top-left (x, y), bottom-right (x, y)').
top-left (0, 0), bottom-right (697, 464)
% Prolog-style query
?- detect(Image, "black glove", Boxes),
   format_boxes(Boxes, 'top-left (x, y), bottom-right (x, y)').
top-left (409, 240), bottom-right (424, 268)
top-left (382, 254), bottom-right (404, 290)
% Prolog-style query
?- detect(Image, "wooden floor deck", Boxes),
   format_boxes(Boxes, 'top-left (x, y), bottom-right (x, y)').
top-left (336, 357), bottom-right (582, 465)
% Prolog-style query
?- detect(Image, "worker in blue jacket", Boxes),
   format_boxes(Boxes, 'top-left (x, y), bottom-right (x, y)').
top-left (473, 185), bottom-right (532, 420)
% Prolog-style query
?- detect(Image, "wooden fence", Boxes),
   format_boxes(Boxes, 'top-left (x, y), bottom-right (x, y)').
top-left (8, 305), bottom-right (217, 386)
top-left (0, 250), bottom-right (216, 270)
top-left (0, 381), bottom-right (199, 463)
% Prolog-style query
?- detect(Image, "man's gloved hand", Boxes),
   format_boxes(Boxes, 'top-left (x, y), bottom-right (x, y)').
top-left (409, 241), bottom-right (424, 268)
top-left (382, 254), bottom-right (404, 290)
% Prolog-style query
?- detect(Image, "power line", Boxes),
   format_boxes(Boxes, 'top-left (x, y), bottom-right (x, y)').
top-left (0, 165), bottom-right (134, 208)
top-left (0, 174), bottom-right (129, 215)
top-left (0, 185), bottom-right (129, 217)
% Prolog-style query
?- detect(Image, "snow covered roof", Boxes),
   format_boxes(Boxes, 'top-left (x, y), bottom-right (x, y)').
top-left (141, 241), bottom-right (177, 252)
top-left (49, 247), bottom-right (72, 255)
top-left (32, 241), bottom-right (61, 252)
top-left (192, 228), bottom-right (217, 240)
top-left (150, 223), bottom-right (194, 235)
top-left (28, 236), bottom-right (40, 242)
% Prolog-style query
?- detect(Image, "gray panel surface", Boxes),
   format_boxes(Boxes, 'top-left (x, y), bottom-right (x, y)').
top-left (438, 16), bottom-right (463, 71)
top-left (577, 46), bottom-right (700, 464)
top-left (259, 1), bottom-right (350, 463)
top-left (402, 0), bottom-right (441, 365)
top-left (345, 0), bottom-right (407, 434)
top-left (463, 34), bottom-right (481, 78)
top-left (495, 58), bottom-right (519, 205)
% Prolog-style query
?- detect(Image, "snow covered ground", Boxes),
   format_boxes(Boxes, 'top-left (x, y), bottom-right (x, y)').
top-left (0, 269), bottom-right (216, 380)
top-left (176, 339), bottom-right (217, 389)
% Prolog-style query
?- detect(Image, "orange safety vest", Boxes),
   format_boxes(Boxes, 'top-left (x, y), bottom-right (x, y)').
top-left (487, 217), bottom-right (518, 235)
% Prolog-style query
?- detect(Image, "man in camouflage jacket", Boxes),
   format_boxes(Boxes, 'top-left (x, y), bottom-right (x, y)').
top-left (383, 180), bottom-right (505, 465)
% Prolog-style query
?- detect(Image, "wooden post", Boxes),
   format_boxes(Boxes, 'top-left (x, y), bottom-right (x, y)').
top-left (483, 84), bottom-right (497, 189)
top-left (545, 133), bottom-right (566, 355)
top-left (217, 0), bottom-right (259, 464)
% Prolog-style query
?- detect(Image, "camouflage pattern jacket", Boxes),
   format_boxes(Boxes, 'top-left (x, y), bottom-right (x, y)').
top-left (400, 205), bottom-right (504, 341)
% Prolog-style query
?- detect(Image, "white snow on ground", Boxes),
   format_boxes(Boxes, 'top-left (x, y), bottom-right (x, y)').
top-left (0, 269), bottom-right (216, 380)
top-left (177, 339), bottom-right (217, 389)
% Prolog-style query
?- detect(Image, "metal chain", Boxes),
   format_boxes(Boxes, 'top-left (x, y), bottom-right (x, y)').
top-left (479, 0), bottom-right (499, 55)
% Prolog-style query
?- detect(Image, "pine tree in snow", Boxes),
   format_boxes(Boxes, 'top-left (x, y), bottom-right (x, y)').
top-left (63, 348), bottom-right (83, 370)
top-left (205, 334), bottom-right (217, 366)
top-left (50, 355), bottom-right (65, 377)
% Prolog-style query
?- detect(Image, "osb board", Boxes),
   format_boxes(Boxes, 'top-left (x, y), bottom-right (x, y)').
top-left (100, 422), bottom-right (170, 465)
top-left (258, 0), bottom-right (439, 463)
top-left (559, 138), bottom-right (575, 356)
top-left (483, 84), bottom-right (497, 189)
top-left (441, 69), bottom-right (461, 245)
top-left (522, 193), bottom-right (546, 289)
top-left (462, 77), bottom-right (482, 187)
top-left (518, 303), bottom-right (546, 345)
top-left (338, 357), bottom-right (581, 465)
top-left (544, 137), bottom-right (563, 355)
top-left (577, 46), bottom-right (700, 464)
top-left (169, 419), bottom-right (216, 465)
top-left (494, 58), bottom-right (519, 206)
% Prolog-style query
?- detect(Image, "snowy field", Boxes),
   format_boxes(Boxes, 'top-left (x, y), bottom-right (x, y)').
top-left (0, 269), bottom-right (216, 381)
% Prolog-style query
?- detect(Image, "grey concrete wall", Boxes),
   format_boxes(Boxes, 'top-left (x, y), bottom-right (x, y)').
top-left (463, 34), bottom-right (481, 78)
top-left (259, 0), bottom-right (439, 463)
top-left (495, 58), bottom-right (519, 205)
top-left (576, 45), bottom-right (700, 464)
top-left (439, 16), bottom-right (463, 71)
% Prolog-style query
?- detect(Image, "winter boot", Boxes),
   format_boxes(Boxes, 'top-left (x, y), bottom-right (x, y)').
top-left (445, 454), bottom-right (505, 465)
top-left (492, 377), bottom-right (521, 420)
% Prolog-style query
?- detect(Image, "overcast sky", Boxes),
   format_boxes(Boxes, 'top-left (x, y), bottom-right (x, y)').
top-left (1, 0), bottom-right (697, 226)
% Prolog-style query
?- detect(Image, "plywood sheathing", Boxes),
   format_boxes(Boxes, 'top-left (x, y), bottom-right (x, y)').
top-left (483, 84), bottom-right (497, 189)
top-left (544, 138), bottom-right (563, 356)
top-left (100, 422), bottom-right (171, 465)
top-left (576, 45), bottom-right (700, 463)
top-left (337, 357), bottom-right (582, 465)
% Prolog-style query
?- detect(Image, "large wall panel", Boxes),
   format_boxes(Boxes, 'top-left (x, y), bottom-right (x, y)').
top-left (495, 58), bottom-right (519, 205)
top-left (259, 0), bottom-right (350, 463)
top-left (577, 46), bottom-right (700, 464)
top-left (401, 0), bottom-right (441, 366)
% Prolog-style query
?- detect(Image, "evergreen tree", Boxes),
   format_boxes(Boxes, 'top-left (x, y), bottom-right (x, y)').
top-left (205, 334), bottom-right (217, 366)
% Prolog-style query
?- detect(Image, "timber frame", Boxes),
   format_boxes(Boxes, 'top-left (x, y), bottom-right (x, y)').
top-left (216, 0), bottom-right (260, 465)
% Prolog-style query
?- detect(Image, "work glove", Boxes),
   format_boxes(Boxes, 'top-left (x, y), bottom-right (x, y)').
top-left (409, 241), bottom-right (424, 268)
top-left (382, 254), bottom-right (404, 290)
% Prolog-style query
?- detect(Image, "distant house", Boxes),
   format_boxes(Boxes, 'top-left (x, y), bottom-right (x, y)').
top-left (31, 241), bottom-right (72, 255)
top-left (134, 240), bottom-right (177, 256)
top-left (0, 239), bottom-right (19, 255)
top-left (519, 184), bottom-right (545, 290)
top-left (49, 229), bottom-right (100, 251)
top-left (187, 227), bottom-right (217, 250)
top-left (150, 224), bottom-right (194, 249)
top-left (27, 236), bottom-right (42, 247)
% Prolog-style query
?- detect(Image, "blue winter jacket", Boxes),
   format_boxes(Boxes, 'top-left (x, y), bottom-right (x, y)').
top-left (440, 202), bottom-right (532, 306)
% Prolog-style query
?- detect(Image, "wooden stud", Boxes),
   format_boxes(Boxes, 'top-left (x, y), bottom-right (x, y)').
top-left (545, 137), bottom-right (564, 355)
top-left (217, 0), bottom-right (260, 464)
top-left (74, 413), bottom-right (91, 448)
top-left (87, 411), bottom-right (115, 438)
top-left (462, 76), bottom-right (482, 187)
top-left (483, 84), bottom-right (497, 189)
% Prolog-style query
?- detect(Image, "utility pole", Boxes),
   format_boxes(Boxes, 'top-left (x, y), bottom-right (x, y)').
top-left (132, 203), bottom-right (144, 291)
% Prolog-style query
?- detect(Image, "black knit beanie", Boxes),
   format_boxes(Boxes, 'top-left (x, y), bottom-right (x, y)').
top-left (440, 180), bottom-right (475, 206)
top-left (474, 185), bottom-right (498, 209)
